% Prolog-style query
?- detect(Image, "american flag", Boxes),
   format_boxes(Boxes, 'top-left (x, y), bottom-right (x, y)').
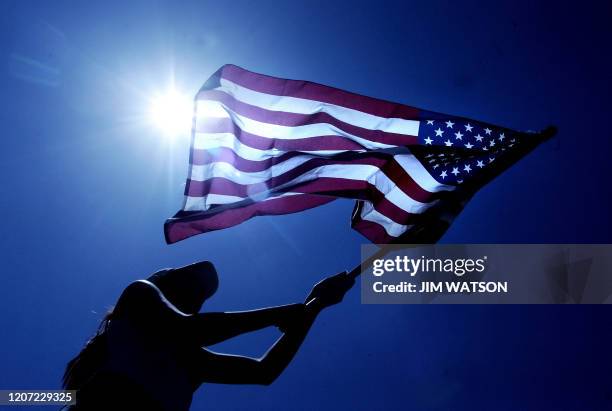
top-left (164, 65), bottom-right (553, 244)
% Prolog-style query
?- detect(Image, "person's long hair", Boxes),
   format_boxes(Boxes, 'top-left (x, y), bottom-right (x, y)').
top-left (62, 308), bottom-right (114, 390)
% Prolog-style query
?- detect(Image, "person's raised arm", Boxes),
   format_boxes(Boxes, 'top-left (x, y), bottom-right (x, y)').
top-left (195, 301), bottom-right (318, 385)
top-left (195, 272), bottom-right (354, 385)
top-left (185, 304), bottom-right (303, 346)
top-left (183, 270), bottom-right (355, 346)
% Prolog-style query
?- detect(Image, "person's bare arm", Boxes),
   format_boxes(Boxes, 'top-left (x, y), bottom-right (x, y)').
top-left (185, 304), bottom-right (304, 346)
top-left (196, 302), bottom-right (319, 385)
top-left (195, 272), bottom-right (355, 385)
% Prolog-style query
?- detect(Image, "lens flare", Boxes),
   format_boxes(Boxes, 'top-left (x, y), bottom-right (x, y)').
top-left (149, 89), bottom-right (193, 138)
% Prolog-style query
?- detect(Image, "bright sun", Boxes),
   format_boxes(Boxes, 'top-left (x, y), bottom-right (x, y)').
top-left (149, 89), bottom-right (193, 138)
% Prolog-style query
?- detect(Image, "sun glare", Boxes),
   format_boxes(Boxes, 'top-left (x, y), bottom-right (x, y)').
top-left (149, 89), bottom-right (193, 138)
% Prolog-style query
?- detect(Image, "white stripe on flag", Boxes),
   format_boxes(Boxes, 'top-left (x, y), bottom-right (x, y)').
top-left (359, 202), bottom-right (411, 237)
top-left (193, 132), bottom-right (351, 160)
top-left (189, 162), bottom-right (436, 215)
top-left (196, 100), bottom-right (398, 150)
top-left (210, 78), bottom-right (421, 136)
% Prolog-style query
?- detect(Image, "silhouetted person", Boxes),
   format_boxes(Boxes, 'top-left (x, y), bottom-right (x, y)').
top-left (62, 261), bottom-right (354, 410)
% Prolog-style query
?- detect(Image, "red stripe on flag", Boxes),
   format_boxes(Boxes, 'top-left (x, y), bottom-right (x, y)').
top-left (217, 65), bottom-right (422, 121)
top-left (165, 194), bottom-right (335, 243)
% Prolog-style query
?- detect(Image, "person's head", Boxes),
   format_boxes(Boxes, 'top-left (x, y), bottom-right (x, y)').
top-left (147, 260), bottom-right (219, 314)
top-left (62, 261), bottom-right (219, 391)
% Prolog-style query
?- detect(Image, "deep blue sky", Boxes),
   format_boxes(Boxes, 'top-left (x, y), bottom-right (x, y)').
top-left (1, 1), bottom-right (611, 410)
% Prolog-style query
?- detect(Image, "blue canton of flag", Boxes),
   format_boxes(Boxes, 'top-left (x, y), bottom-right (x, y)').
top-left (416, 118), bottom-right (517, 185)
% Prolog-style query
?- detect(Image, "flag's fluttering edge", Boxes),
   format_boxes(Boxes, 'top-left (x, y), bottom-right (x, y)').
top-left (164, 65), bottom-right (554, 244)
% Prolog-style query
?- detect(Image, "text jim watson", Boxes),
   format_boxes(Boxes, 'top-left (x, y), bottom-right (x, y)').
top-left (373, 281), bottom-right (509, 293)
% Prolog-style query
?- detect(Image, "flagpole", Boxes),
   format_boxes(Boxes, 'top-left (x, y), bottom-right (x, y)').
top-left (346, 245), bottom-right (391, 279)
top-left (304, 245), bottom-right (392, 309)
